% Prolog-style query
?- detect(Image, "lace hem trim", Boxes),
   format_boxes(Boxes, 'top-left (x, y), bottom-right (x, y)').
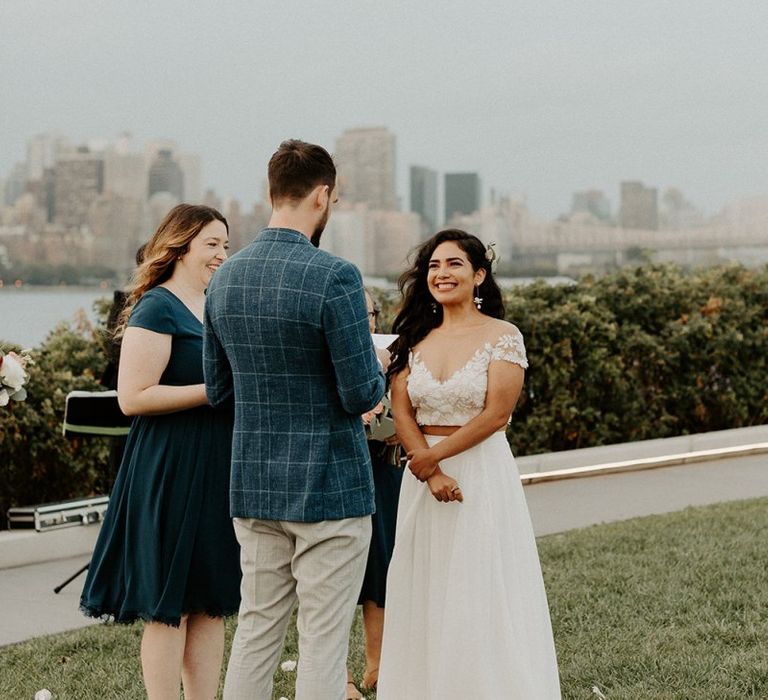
top-left (79, 603), bottom-right (239, 628)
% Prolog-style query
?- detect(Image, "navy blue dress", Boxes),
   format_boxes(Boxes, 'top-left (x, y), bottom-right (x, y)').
top-left (358, 441), bottom-right (403, 607)
top-left (80, 287), bottom-right (240, 626)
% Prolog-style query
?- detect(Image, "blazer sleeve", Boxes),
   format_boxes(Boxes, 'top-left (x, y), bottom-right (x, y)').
top-left (322, 261), bottom-right (386, 415)
top-left (203, 292), bottom-right (234, 408)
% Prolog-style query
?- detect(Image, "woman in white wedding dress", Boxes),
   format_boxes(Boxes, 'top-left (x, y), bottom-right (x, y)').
top-left (377, 229), bottom-right (561, 699)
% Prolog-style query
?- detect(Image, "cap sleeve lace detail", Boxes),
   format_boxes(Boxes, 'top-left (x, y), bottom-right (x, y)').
top-left (490, 333), bottom-right (528, 369)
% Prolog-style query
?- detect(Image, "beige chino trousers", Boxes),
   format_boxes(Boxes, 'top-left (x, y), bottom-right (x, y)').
top-left (223, 515), bottom-right (371, 700)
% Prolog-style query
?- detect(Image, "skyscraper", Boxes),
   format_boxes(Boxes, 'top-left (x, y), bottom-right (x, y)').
top-left (104, 151), bottom-right (147, 201)
top-left (571, 190), bottom-right (611, 221)
top-left (620, 181), bottom-right (658, 230)
top-left (368, 210), bottom-right (422, 276)
top-left (334, 127), bottom-right (397, 210)
top-left (4, 163), bottom-right (27, 207)
top-left (26, 133), bottom-right (69, 181)
top-left (88, 192), bottom-right (145, 273)
top-left (53, 148), bottom-right (105, 227)
top-left (444, 172), bottom-right (481, 224)
top-left (410, 165), bottom-right (438, 233)
top-left (322, 204), bottom-right (369, 273)
top-left (177, 153), bottom-right (201, 203)
top-left (148, 149), bottom-right (184, 200)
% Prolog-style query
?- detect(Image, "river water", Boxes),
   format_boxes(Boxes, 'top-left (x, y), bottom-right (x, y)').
top-left (0, 286), bottom-right (111, 348)
top-left (0, 276), bottom-right (569, 349)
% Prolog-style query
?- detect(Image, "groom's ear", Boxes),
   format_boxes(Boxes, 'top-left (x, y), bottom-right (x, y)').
top-left (311, 184), bottom-right (329, 211)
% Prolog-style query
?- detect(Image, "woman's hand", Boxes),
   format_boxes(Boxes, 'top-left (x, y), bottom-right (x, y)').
top-left (426, 472), bottom-right (463, 503)
top-left (362, 402), bottom-right (384, 425)
top-left (375, 346), bottom-right (391, 372)
top-left (406, 447), bottom-right (439, 481)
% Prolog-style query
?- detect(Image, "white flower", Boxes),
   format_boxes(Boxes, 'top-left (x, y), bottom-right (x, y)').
top-left (592, 686), bottom-right (607, 699)
top-left (35, 690), bottom-right (53, 700)
top-left (0, 353), bottom-right (25, 391)
top-left (484, 242), bottom-right (499, 273)
top-left (278, 697), bottom-right (289, 700)
top-left (280, 659), bottom-right (297, 672)
top-left (0, 350), bottom-right (30, 406)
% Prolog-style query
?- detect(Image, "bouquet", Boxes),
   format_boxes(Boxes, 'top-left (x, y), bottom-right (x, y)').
top-left (0, 349), bottom-right (32, 406)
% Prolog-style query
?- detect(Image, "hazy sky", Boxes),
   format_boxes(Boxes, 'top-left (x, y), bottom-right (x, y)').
top-left (2, 0), bottom-right (768, 218)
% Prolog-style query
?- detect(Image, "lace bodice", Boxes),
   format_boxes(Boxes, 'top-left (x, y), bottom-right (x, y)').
top-left (407, 332), bottom-right (528, 426)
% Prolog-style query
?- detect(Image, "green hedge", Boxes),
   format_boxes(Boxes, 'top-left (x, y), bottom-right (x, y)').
top-left (1, 264), bottom-right (766, 527)
top-left (374, 263), bottom-right (768, 455)
top-left (0, 315), bottom-right (111, 529)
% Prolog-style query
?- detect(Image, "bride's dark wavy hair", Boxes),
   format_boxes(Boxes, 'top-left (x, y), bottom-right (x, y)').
top-left (388, 229), bottom-right (504, 377)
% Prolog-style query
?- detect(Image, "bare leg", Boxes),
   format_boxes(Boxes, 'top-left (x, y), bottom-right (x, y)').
top-left (346, 668), bottom-right (362, 699)
top-left (141, 619), bottom-right (186, 700)
top-left (182, 614), bottom-right (226, 700)
top-left (362, 601), bottom-right (384, 689)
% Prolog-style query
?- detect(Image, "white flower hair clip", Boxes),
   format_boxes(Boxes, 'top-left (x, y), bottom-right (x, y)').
top-left (484, 242), bottom-right (499, 274)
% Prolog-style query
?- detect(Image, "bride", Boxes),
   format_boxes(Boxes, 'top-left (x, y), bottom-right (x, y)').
top-left (377, 229), bottom-right (561, 699)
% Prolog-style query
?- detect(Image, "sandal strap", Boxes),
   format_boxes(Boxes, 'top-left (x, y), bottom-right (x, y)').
top-left (346, 679), bottom-right (363, 699)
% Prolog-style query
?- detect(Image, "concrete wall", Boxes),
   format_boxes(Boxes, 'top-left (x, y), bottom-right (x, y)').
top-left (516, 424), bottom-right (768, 475)
top-left (518, 425), bottom-right (768, 536)
top-left (2, 425), bottom-right (766, 568)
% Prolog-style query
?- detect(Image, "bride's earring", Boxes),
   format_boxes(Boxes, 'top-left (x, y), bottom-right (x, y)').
top-left (474, 285), bottom-right (483, 310)
top-left (431, 302), bottom-right (438, 314)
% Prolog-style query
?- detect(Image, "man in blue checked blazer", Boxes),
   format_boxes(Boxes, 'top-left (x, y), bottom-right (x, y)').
top-left (203, 140), bottom-right (385, 700)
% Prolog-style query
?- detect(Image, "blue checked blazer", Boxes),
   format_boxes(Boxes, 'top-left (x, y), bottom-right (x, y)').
top-left (203, 227), bottom-right (385, 522)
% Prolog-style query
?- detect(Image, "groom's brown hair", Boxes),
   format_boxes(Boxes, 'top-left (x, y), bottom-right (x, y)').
top-left (268, 140), bottom-right (336, 205)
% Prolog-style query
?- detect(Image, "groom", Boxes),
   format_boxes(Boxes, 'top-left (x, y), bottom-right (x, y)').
top-left (203, 139), bottom-right (385, 700)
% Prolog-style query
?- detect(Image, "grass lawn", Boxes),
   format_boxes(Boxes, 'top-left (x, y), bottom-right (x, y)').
top-left (2, 497), bottom-right (767, 699)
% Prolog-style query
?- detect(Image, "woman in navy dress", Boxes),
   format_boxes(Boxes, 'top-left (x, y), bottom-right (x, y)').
top-left (80, 204), bottom-right (240, 699)
top-left (346, 289), bottom-right (404, 699)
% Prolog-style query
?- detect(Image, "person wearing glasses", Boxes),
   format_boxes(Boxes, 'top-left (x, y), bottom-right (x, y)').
top-left (346, 289), bottom-right (403, 699)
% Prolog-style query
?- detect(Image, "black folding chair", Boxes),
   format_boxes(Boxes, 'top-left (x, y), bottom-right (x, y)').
top-left (52, 390), bottom-right (131, 593)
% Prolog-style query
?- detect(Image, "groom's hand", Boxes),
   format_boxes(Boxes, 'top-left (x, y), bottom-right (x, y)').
top-left (406, 448), bottom-right (438, 481)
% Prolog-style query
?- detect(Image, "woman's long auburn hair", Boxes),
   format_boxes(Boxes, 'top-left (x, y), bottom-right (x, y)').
top-left (387, 229), bottom-right (505, 377)
top-left (116, 203), bottom-right (228, 336)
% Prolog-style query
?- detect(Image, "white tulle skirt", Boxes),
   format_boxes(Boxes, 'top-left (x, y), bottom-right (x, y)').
top-left (377, 432), bottom-right (561, 699)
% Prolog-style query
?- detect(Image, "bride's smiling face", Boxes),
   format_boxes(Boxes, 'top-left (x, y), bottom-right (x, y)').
top-left (427, 241), bottom-right (485, 307)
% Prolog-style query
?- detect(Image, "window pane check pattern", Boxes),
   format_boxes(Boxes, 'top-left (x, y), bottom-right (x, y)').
top-left (204, 228), bottom-right (386, 522)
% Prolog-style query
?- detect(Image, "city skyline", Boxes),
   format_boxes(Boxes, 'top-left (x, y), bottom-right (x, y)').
top-left (0, 125), bottom-right (760, 227)
top-left (2, 2), bottom-right (768, 219)
top-left (0, 127), bottom-right (724, 232)
top-left (3, 123), bottom-right (768, 282)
